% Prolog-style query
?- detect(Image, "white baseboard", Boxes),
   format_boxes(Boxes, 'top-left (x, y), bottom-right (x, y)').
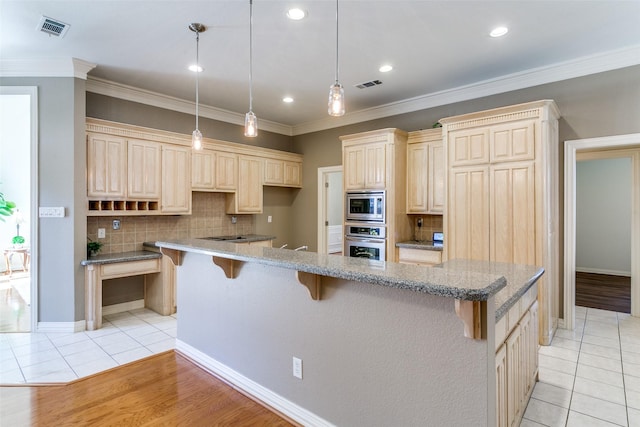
top-left (102, 299), bottom-right (145, 315)
top-left (575, 267), bottom-right (631, 277)
top-left (37, 320), bottom-right (85, 333)
top-left (176, 340), bottom-right (336, 427)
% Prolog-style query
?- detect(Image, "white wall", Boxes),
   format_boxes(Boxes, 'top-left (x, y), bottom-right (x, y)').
top-left (576, 157), bottom-right (632, 275)
top-left (0, 94), bottom-right (31, 254)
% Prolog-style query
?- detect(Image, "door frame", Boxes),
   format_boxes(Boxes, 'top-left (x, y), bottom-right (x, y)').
top-left (564, 133), bottom-right (640, 330)
top-left (0, 86), bottom-right (39, 331)
top-left (317, 166), bottom-right (342, 254)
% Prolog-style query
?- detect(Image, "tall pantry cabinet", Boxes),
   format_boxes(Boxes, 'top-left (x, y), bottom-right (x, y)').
top-left (440, 100), bottom-right (560, 345)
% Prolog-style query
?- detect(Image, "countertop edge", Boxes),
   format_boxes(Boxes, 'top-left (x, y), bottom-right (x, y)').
top-left (80, 250), bottom-right (162, 266)
top-left (155, 239), bottom-right (508, 302)
top-left (494, 268), bottom-right (545, 321)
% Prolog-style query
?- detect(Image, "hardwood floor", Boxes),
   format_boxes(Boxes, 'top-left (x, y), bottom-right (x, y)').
top-left (0, 351), bottom-right (296, 426)
top-left (575, 271), bottom-right (631, 313)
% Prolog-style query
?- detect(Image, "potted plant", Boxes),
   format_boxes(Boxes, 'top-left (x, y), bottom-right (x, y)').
top-left (0, 191), bottom-right (15, 222)
top-left (12, 235), bottom-right (25, 248)
top-left (87, 238), bottom-right (103, 257)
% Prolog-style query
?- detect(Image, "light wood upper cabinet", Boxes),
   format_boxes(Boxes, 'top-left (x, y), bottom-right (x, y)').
top-left (192, 150), bottom-right (237, 191)
top-left (406, 128), bottom-right (444, 214)
top-left (264, 158), bottom-right (302, 188)
top-left (448, 128), bottom-right (490, 167)
top-left (215, 152), bottom-right (238, 191)
top-left (490, 121), bottom-right (535, 164)
top-left (191, 150), bottom-right (216, 190)
top-left (128, 139), bottom-right (161, 199)
top-left (226, 155), bottom-right (263, 214)
top-left (342, 141), bottom-right (386, 190)
top-left (161, 144), bottom-right (191, 214)
top-left (87, 133), bottom-right (127, 198)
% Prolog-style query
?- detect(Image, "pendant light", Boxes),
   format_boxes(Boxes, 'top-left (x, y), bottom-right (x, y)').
top-left (189, 23), bottom-right (205, 150)
top-left (244, 0), bottom-right (258, 137)
top-left (328, 0), bottom-right (345, 116)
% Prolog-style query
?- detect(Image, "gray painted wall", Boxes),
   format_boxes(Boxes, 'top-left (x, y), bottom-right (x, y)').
top-left (1, 76), bottom-right (87, 323)
top-left (576, 158), bottom-right (632, 275)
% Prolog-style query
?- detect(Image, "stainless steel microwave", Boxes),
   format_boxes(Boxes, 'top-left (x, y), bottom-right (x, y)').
top-left (345, 191), bottom-right (385, 223)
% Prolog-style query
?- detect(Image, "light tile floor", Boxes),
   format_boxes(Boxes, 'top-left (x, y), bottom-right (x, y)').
top-left (0, 308), bottom-right (176, 384)
top-left (522, 306), bottom-right (640, 427)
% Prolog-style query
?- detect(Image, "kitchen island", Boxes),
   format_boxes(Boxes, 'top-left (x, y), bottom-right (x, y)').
top-left (156, 238), bottom-right (543, 426)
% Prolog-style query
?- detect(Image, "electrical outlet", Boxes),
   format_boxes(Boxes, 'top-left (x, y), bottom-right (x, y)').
top-left (113, 219), bottom-right (120, 230)
top-left (268, 215), bottom-right (273, 223)
top-left (98, 228), bottom-right (106, 239)
top-left (231, 216), bottom-right (237, 224)
top-left (292, 357), bottom-right (302, 379)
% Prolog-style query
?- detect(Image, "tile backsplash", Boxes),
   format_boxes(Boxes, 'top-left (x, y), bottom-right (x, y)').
top-left (409, 214), bottom-right (443, 242)
top-left (87, 192), bottom-right (254, 254)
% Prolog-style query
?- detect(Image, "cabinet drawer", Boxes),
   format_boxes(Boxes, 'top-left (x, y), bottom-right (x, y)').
top-left (398, 248), bottom-right (442, 265)
top-left (101, 259), bottom-right (161, 279)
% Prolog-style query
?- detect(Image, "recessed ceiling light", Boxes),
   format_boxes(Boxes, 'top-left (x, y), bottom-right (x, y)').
top-left (379, 64), bottom-right (393, 73)
top-left (287, 8), bottom-right (306, 20)
top-left (490, 26), bottom-right (509, 38)
top-left (188, 65), bottom-right (203, 72)
top-left (283, 97), bottom-right (294, 103)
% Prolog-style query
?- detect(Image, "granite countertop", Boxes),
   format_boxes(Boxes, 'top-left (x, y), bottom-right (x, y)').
top-left (396, 240), bottom-right (444, 251)
top-left (434, 259), bottom-right (544, 321)
top-left (80, 250), bottom-right (162, 266)
top-left (155, 238), bottom-right (510, 302)
top-left (144, 234), bottom-right (275, 248)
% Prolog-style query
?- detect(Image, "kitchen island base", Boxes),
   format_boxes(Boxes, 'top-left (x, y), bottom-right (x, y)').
top-left (173, 250), bottom-right (497, 426)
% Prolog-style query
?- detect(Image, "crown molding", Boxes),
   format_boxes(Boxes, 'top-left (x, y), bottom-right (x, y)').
top-left (86, 77), bottom-right (294, 136)
top-left (0, 57), bottom-right (96, 79)
top-left (292, 44), bottom-right (640, 135)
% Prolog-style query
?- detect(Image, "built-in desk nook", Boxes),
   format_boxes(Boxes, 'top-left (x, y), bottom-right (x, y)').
top-left (81, 251), bottom-right (172, 330)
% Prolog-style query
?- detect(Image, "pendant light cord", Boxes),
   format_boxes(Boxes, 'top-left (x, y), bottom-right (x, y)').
top-left (195, 30), bottom-right (200, 130)
top-left (249, 0), bottom-right (254, 112)
top-left (334, 0), bottom-right (339, 84)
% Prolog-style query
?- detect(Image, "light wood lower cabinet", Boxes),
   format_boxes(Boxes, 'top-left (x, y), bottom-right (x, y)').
top-left (397, 247), bottom-right (442, 266)
top-left (496, 293), bottom-right (538, 427)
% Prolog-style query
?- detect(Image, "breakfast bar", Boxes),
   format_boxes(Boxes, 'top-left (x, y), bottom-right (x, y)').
top-left (156, 238), bottom-right (543, 426)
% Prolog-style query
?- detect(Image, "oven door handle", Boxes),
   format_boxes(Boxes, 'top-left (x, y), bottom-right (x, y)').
top-left (345, 237), bottom-right (385, 243)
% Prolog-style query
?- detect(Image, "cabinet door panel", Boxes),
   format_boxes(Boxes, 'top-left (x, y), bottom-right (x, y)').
top-left (496, 344), bottom-right (508, 427)
top-left (365, 143), bottom-right (386, 189)
top-left (429, 142), bottom-right (445, 213)
top-left (490, 121), bottom-right (535, 163)
top-left (128, 140), bottom-right (161, 199)
top-left (264, 159), bottom-right (284, 185)
top-left (87, 133), bottom-right (126, 198)
top-left (506, 324), bottom-right (522, 427)
top-left (237, 156), bottom-right (263, 213)
top-left (343, 146), bottom-right (365, 190)
top-left (162, 145), bottom-right (191, 213)
top-left (490, 162), bottom-right (536, 265)
top-left (192, 150), bottom-right (215, 190)
top-left (448, 166), bottom-right (490, 260)
top-left (407, 142), bottom-right (429, 213)
top-left (449, 129), bottom-right (490, 166)
top-left (216, 152), bottom-right (238, 191)
top-left (284, 162), bottom-right (302, 187)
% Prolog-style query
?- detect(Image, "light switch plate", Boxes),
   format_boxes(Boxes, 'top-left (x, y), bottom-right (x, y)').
top-left (39, 207), bottom-right (65, 218)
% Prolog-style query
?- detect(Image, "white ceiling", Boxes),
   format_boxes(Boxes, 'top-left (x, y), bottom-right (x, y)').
top-left (2, 1), bottom-right (639, 135)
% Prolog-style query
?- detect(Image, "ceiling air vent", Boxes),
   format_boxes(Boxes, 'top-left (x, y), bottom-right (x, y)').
top-left (355, 80), bottom-right (383, 89)
top-left (37, 16), bottom-right (70, 38)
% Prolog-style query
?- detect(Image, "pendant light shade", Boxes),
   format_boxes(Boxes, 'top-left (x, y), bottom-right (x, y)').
top-left (244, 0), bottom-right (258, 137)
top-left (328, 0), bottom-right (345, 117)
top-left (189, 23), bottom-right (205, 150)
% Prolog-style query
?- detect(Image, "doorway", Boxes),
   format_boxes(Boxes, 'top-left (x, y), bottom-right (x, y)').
top-left (564, 133), bottom-right (640, 330)
top-left (317, 166), bottom-right (343, 254)
top-left (0, 86), bottom-right (38, 332)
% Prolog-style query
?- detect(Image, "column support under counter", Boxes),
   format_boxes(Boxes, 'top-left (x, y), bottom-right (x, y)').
top-left (454, 299), bottom-right (486, 340)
